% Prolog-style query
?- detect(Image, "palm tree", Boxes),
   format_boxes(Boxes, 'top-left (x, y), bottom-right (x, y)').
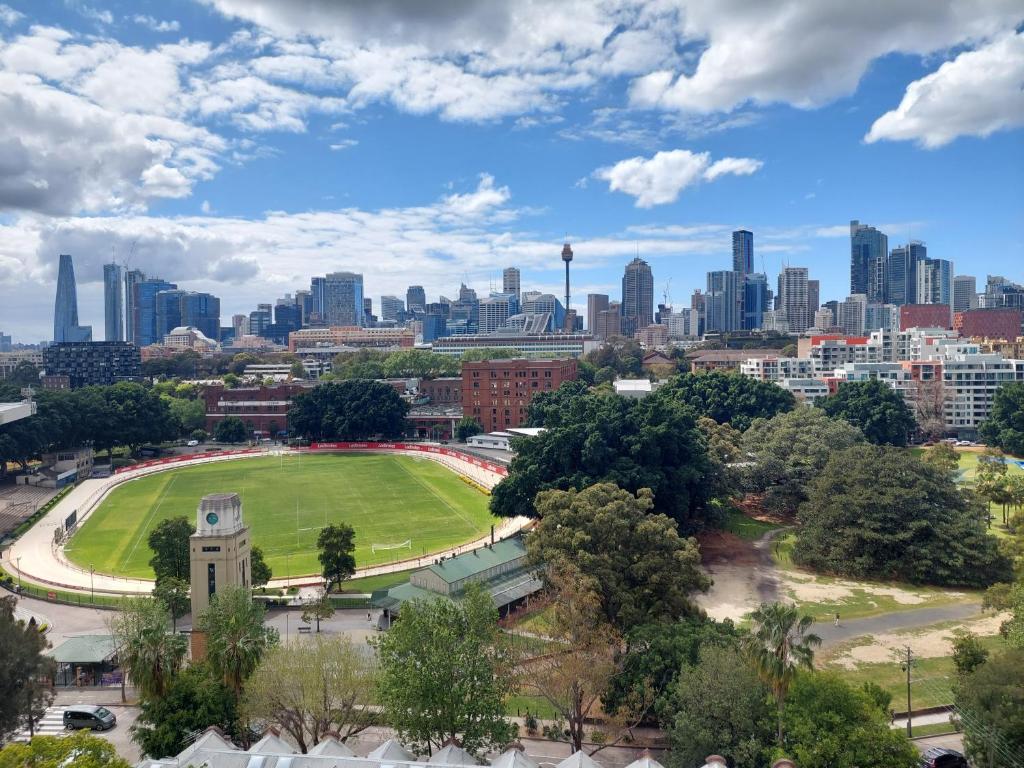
top-left (743, 601), bottom-right (821, 745)
top-left (197, 585), bottom-right (278, 699)
top-left (109, 597), bottom-right (187, 700)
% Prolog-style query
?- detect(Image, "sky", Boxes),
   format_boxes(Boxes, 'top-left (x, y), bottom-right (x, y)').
top-left (0, 0), bottom-right (1022, 343)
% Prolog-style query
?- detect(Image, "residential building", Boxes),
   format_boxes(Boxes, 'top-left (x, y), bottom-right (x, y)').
top-left (42, 342), bottom-right (141, 388)
top-left (688, 348), bottom-right (784, 372)
top-left (899, 304), bottom-right (951, 331)
top-left (705, 270), bottom-right (742, 333)
top-left (103, 263), bottom-right (124, 342)
top-left (779, 267), bottom-right (810, 333)
top-left (406, 285), bottom-right (426, 315)
top-left (953, 275), bottom-right (978, 312)
top-left (917, 258), bottom-right (953, 308)
top-left (53, 254), bottom-right (92, 343)
top-left (418, 376), bottom-right (462, 405)
top-left (759, 309), bottom-right (790, 333)
top-left (662, 307), bottom-right (695, 339)
top-left (636, 324), bottom-right (669, 348)
top-left (779, 378), bottom-right (830, 403)
top-left (232, 314), bottom-right (249, 338)
top-left (740, 356), bottom-right (816, 381)
top-left (983, 275), bottom-right (1024, 311)
top-left (596, 301), bottom-right (622, 340)
top-left (433, 333), bottom-right (596, 359)
top-left (502, 267), bottom-right (521, 302)
top-left (479, 293), bottom-right (520, 334)
top-left (462, 357), bottom-right (578, 432)
top-left (0, 350), bottom-right (44, 380)
top-left (380, 295), bottom-right (405, 322)
top-left (202, 382), bottom-right (308, 437)
top-left (123, 269), bottom-right (145, 345)
top-left (813, 307), bottom-right (835, 330)
top-left (586, 293), bottom-right (609, 337)
top-left (807, 279), bottom-right (820, 313)
top-left (850, 220), bottom-right (888, 300)
top-left (837, 294), bottom-right (867, 335)
top-left (941, 353), bottom-right (1024, 435)
top-left (621, 257), bottom-right (654, 337)
top-left (864, 303), bottom-right (899, 332)
top-left (691, 289), bottom-right (706, 337)
top-left (732, 229), bottom-right (753, 276)
top-left (319, 272), bottom-right (364, 326)
top-left (887, 241), bottom-right (926, 305)
top-left (955, 308), bottom-right (1023, 340)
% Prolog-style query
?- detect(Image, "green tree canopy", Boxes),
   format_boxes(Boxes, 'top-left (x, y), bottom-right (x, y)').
top-left (109, 597), bottom-right (187, 701)
top-left (0, 732), bottom-right (131, 768)
top-left (528, 483), bottom-right (710, 630)
top-left (214, 415), bottom-right (249, 443)
top-left (980, 382), bottom-right (1024, 456)
top-left (454, 417), bottom-right (483, 442)
top-left (956, 647), bottom-right (1024, 767)
top-left (317, 523), bottom-right (356, 592)
top-left (795, 444), bottom-right (1012, 587)
top-left (782, 672), bottom-right (918, 768)
top-left (250, 545), bottom-right (272, 588)
top-left (130, 663), bottom-right (237, 759)
top-left (742, 407), bottom-right (865, 514)
top-left (818, 379), bottom-right (917, 446)
top-left (659, 372), bottom-right (796, 432)
top-left (492, 386), bottom-right (719, 530)
top-left (923, 442), bottom-right (961, 474)
top-left (460, 348), bottom-right (520, 362)
top-left (152, 577), bottom-right (191, 632)
top-left (0, 596), bottom-right (55, 741)
top-left (148, 517), bottom-right (195, 582)
top-left (196, 586), bottom-right (278, 699)
top-left (289, 380), bottom-right (409, 440)
top-left (582, 337), bottom-right (644, 377)
top-left (382, 349), bottom-right (460, 378)
top-left (373, 584), bottom-right (515, 756)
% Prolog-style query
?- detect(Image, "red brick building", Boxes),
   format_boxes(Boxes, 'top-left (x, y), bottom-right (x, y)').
top-left (203, 382), bottom-right (308, 437)
top-left (899, 304), bottom-right (951, 331)
top-left (954, 308), bottom-right (1022, 340)
top-left (418, 376), bottom-right (462, 405)
top-left (462, 358), bottom-right (578, 433)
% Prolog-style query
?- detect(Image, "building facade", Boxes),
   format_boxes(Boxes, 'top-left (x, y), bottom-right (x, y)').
top-left (705, 270), bottom-right (742, 333)
top-left (621, 257), bottom-right (654, 337)
top-left (899, 303), bottom-right (952, 331)
top-left (953, 275), bottom-right (978, 313)
top-left (406, 285), bottom-right (426, 314)
top-left (462, 357), bottom-right (578, 432)
top-left (103, 263), bottom-right (124, 342)
top-left (53, 254), bottom-right (92, 343)
top-left (43, 342), bottom-right (141, 388)
top-left (202, 382), bottom-right (307, 436)
top-left (587, 294), bottom-right (610, 338)
top-left (779, 267), bottom-right (810, 334)
top-left (433, 333), bottom-right (595, 359)
top-left (955, 308), bottom-right (1022, 340)
top-left (849, 220), bottom-right (888, 300)
top-left (502, 267), bottom-right (521, 302)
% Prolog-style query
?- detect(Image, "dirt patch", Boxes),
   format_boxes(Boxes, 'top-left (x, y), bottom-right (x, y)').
top-left (782, 573), bottom-right (964, 607)
top-left (831, 613), bottom-right (1008, 669)
top-left (697, 530), bottom-right (759, 566)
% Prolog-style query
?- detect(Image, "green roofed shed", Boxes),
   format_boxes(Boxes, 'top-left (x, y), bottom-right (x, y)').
top-left (47, 634), bottom-right (117, 664)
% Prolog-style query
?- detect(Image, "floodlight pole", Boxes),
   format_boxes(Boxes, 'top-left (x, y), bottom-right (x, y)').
top-left (89, 564), bottom-right (95, 605)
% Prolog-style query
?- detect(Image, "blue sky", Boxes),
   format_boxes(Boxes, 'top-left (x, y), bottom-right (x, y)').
top-left (0, 0), bottom-right (1022, 342)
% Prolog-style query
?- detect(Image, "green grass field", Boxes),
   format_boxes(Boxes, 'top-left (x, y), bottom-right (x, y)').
top-left (66, 453), bottom-right (496, 579)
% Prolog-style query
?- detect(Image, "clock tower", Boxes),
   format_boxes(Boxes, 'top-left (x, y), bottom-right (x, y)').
top-left (189, 492), bottom-right (252, 621)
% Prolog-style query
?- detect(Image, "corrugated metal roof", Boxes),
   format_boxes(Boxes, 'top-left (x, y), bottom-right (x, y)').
top-left (423, 538), bottom-right (527, 584)
top-left (46, 634), bottom-right (117, 664)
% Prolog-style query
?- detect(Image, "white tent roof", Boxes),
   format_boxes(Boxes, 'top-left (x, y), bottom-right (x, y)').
top-left (491, 749), bottom-right (539, 768)
top-left (433, 743), bottom-right (481, 766)
top-left (555, 752), bottom-right (602, 768)
top-left (367, 740), bottom-right (416, 762)
top-left (308, 738), bottom-right (356, 757)
top-left (250, 733), bottom-right (296, 755)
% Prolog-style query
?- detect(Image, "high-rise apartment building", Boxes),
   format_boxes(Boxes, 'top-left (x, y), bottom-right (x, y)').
top-left (807, 279), bottom-right (820, 313)
top-left (124, 269), bottom-right (145, 344)
top-left (103, 263), bottom-right (124, 342)
top-left (691, 289), bottom-right (706, 337)
top-left (406, 285), bottom-right (426, 315)
top-left (705, 270), bottom-right (742, 333)
top-left (318, 272), bottom-right (364, 326)
top-left (838, 294), bottom-right (868, 335)
top-left (621, 257), bottom-right (654, 337)
top-left (779, 267), bottom-right (811, 334)
top-left (953, 276), bottom-right (978, 313)
top-left (732, 229), bottom-right (754, 276)
top-left (916, 258), bottom-right (953, 307)
top-left (850, 220), bottom-right (888, 300)
top-left (887, 241), bottom-right (927, 306)
top-left (743, 273), bottom-right (770, 330)
top-left (43, 342), bottom-right (141, 388)
top-left (503, 267), bottom-right (521, 302)
top-left (596, 301), bottom-right (621, 340)
top-left (586, 294), bottom-right (609, 337)
top-left (232, 314), bottom-right (249, 338)
top-left (53, 254), bottom-right (92, 343)
top-left (479, 293), bottom-right (519, 334)
top-left (380, 295), bottom-right (404, 322)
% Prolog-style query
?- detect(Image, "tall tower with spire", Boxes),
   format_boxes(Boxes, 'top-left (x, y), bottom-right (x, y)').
top-left (53, 254), bottom-right (92, 343)
top-left (561, 242), bottom-right (573, 316)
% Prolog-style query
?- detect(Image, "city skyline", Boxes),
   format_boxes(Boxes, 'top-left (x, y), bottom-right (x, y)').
top-left (0, 1), bottom-right (1022, 341)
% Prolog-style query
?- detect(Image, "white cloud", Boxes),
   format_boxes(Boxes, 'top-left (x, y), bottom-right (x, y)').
top-left (628, 0), bottom-right (1023, 114)
top-left (200, 199), bottom-right (212, 213)
top-left (594, 149), bottom-right (762, 207)
top-left (865, 31), bottom-right (1024, 148)
top-left (132, 15), bottom-right (181, 33)
top-left (328, 139), bottom-right (358, 150)
top-left (0, 4), bottom-right (22, 25)
top-left (441, 174), bottom-right (511, 218)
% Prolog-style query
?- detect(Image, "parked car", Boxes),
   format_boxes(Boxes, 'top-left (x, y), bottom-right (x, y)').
top-left (187, 439), bottom-right (200, 447)
top-left (919, 747), bottom-right (968, 768)
top-left (63, 705), bottom-right (116, 731)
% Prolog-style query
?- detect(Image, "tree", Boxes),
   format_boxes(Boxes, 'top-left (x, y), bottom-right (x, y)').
top-left (372, 584), bottom-right (516, 756)
top-left (950, 631), bottom-right (990, 676)
top-left (196, 586), bottom-right (278, 700)
top-left (795, 445), bottom-right (1012, 587)
top-left (131, 663), bottom-right (237, 759)
top-left (582, 337), bottom-right (644, 378)
top-left (288, 380), bottom-right (409, 440)
top-left (661, 645), bottom-right (774, 768)
top-left (986, 579), bottom-right (1024, 648)
top-left (250, 545), bottom-right (272, 588)
top-left (148, 517), bottom-right (195, 582)
top-left (109, 597), bottom-right (187, 701)
top-left (0, 597), bottom-right (55, 741)
top-left (528, 483), bottom-right (709, 630)
top-left (301, 590), bottom-right (335, 632)
top-left (955, 648), bottom-right (1024, 767)
top-left (697, 415), bottom-right (743, 464)
top-left (214, 415), bottom-right (249, 443)
top-left (460, 348), bottom-right (520, 363)
top-left (104, 383), bottom-right (178, 454)
top-left (317, 523), bottom-right (356, 593)
top-left (493, 385), bottom-right (720, 530)
top-left (383, 349), bottom-right (460, 378)
top-left (289, 360), bottom-right (306, 379)
top-left (0, 732), bottom-right (131, 768)
top-left (818, 379), bottom-right (916, 446)
top-left (741, 407), bottom-right (864, 514)
top-left (152, 577), bottom-right (191, 633)
top-left (660, 372), bottom-right (796, 432)
top-left (923, 442), bottom-right (961, 474)
top-left (454, 417), bottom-right (483, 442)
top-left (242, 636), bottom-right (376, 753)
top-left (743, 601), bottom-right (821, 744)
top-left (782, 672), bottom-right (918, 768)
top-left (980, 381), bottom-right (1024, 456)
top-left (911, 378), bottom-right (949, 441)
top-left (7, 361), bottom-right (40, 388)
top-left (164, 395), bottom-right (205, 436)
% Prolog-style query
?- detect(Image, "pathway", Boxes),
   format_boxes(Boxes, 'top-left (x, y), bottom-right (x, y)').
top-left (813, 602), bottom-right (984, 648)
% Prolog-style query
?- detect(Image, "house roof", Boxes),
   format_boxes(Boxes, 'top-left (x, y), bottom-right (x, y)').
top-left (46, 634), bottom-right (117, 664)
top-left (423, 538), bottom-right (527, 584)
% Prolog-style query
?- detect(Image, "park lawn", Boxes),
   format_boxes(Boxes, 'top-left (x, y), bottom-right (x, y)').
top-left (772, 535), bottom-right (981, 621)
top-left (722, 508), bottom-right (786, 541)
top-left (339, 570), bottom-right (412, 594)
top-left (825, 633), bottom-right (1007, 709)
top-left (66, 453), bottom-right (496, 579)
top-left (924, 447), bottom-right (1024, 538)
top-left (512, 604), bottom-right (556, 636)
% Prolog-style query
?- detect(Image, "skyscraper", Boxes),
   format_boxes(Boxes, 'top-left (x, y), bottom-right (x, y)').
top-left (587, 294), bottom-right (609, 336)
top-left (406, 285), bottom-right (426, 315)
top-left (838, 293), bottom-right (868, 335)
top-left (132, 277), bottom-right (177, 346)
top-left (743, 273), bottom-right (770, 330)
top-left (103, 263), bottom-right (124, 342)
top-left (886, 241), bottom-right (926, 306)
top-left (779, 267), bottom-right (810, 334)
top-left (705, 270), bottom-right (742, 333)
top-left (124, 269), bottom-right (145, 344)
top-left (953, 275), bottom-right (978, 312)
top-left (322, 272), bottom-right (364, 326)
top-left (807, 279), bottom-right (820, 314)
top-left (621, 257), bottom-right (654, 337)
top-left (732, 230), bottom-right (753, 276)
top-left (850, 220), bottom-right (888, 300)
top-left (181, 292), bottom-right (221, 340)
top-left (917, 258), bottom-right (953, 307)
top-left (479, 293), bottom-right (519, 333)
top-left (596, 301), bottom-right (622, 340)
top-left (156, 290), bottom-right (187, 338)
top-left (53, 254), bottom-right (92, 343)
top-left (502, 267), bottom-right (521, 302)
top-left (381, 295), bottom-right (404, 322)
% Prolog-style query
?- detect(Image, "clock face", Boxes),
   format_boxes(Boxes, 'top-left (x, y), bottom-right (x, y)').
top-left (206, 512), bottom-right (219, 526)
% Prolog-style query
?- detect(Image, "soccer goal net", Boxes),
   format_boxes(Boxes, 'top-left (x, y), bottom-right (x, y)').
top-left (371, 539), bottom-right (412, 554)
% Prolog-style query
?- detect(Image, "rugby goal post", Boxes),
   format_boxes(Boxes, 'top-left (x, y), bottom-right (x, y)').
top-left (371, 539), bottom-right (412, 554)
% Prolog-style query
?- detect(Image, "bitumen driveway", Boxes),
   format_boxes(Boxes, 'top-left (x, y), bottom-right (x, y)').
top-left (813, 602), bottom-right (984, 647)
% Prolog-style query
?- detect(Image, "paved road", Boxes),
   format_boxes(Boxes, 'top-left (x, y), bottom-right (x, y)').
top-left (813, 602), bottom-right (984, 648)
top-left (10, 690), bottom-right (140, 763)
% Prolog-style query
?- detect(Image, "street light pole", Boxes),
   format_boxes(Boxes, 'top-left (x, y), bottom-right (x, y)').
top-left (16, 556), bottom-right (22, 593)
top-left (89, 564), bottom-right (95, 605)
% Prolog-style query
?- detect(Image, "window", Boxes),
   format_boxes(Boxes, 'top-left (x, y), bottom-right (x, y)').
top-left (208, 563), bottom-right (216, 597)
top-left (202, 545), bottom-right (222, 552)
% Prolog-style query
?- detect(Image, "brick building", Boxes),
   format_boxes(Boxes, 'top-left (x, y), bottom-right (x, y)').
top-left (203, 382), bottom-right (308, 437)
top-left (418, 376), bottom-right (462, 405)
top-left (898, 304), bottom-right (951, 331)
top-left (954, 308), bottom-right (1022, 341)
top-left (462, 358), bottom-right (577, 433)
top-left (288, 326), bottom-right (414, 352)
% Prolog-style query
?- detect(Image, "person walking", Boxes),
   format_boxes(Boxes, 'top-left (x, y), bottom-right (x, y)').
top-left (834, 613), bottom-right (840, 626)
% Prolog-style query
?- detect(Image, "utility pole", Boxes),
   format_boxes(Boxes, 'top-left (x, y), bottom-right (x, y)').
top-left (901, 645), bottom-right (914, 737)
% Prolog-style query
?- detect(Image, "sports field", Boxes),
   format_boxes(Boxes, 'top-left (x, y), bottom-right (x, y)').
top-left (66, 453), bottom-right (496, 579)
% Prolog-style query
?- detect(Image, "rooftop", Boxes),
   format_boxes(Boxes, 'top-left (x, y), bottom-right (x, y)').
top-left (46, 634), bottom-right (117, 664)
top-left (425, 537), bottom-right (527, 585)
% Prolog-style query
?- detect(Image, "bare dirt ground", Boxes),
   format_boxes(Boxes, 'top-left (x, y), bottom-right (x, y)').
top-left (695, 528), bottom-right (784, 621)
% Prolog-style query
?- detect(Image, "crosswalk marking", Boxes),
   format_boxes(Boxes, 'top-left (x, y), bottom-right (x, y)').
top-left (10, 707), bottom-right (67, 742)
